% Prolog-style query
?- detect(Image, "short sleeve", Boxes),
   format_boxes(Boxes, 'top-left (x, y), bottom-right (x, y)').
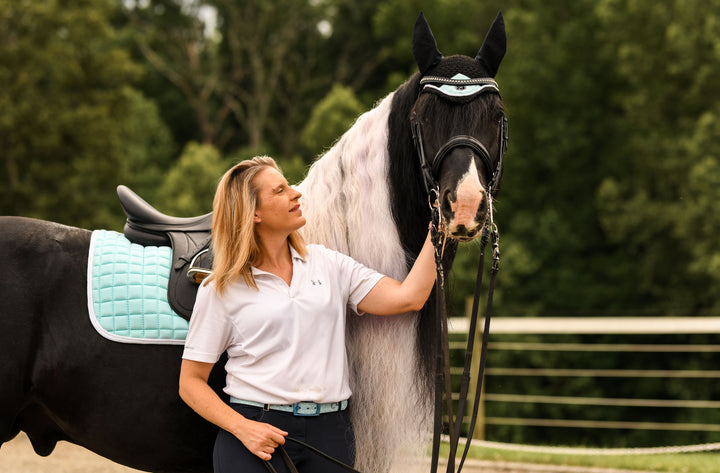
top-left (328, 249), bottom-right (385, 315)
top-left (182, 281), bottom-right (232, 363)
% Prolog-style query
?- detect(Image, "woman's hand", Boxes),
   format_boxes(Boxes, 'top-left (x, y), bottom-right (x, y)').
top-left (357, 229), bottom-right (437, 315)
top-left (235, 417), bottom-right (288, 461)
top-left (179, 359), bottom-right (287, 461)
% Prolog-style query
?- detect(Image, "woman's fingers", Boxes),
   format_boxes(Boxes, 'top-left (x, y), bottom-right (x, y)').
top-left (238, 419), bottom-right (288, 460)
top-left (270, 428), bottom-right (287, 445)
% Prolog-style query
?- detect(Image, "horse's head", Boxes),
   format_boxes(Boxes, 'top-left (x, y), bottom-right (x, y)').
top-left (410, 12), bottom-right (507, 242)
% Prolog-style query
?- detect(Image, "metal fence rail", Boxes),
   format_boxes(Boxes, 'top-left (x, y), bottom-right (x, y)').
top-left (447, 316), bottom-right (720, 440)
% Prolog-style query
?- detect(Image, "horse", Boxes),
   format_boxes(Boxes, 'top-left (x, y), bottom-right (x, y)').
top-left (0, 12), bottom-right (506, 473)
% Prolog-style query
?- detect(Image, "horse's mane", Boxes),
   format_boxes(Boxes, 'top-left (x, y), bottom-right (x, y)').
top-left (387, 73), bottom-right (429, 261)
top-left (298, 90), bottom-right (407, 280)
top-left (297, 79), bottom-right (433, 472)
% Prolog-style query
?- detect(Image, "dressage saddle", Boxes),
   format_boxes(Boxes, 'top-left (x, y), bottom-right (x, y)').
top-left (116, 185), bottom-right (213, 321)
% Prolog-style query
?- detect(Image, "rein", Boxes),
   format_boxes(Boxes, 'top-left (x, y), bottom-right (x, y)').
top-left (427, 194), bottom-right (500, 473)
top-left (411, 83), bottom-right (507, 473)
top-left (263, 437), bottom-right (361, 473)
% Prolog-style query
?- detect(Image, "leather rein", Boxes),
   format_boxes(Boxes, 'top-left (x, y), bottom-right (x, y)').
top-left (411, 78), bottom-right (508, 473)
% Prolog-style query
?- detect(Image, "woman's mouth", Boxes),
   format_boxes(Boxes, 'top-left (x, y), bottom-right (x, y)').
top-left (290, 204), bottom-right (301, 213)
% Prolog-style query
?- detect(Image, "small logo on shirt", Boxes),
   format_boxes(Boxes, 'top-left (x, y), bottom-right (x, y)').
top-left (310, 279), bottom-right (323, 286)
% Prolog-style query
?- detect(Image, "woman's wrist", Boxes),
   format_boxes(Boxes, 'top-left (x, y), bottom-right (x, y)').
top-left (228, 413), bottom-right (251, 439)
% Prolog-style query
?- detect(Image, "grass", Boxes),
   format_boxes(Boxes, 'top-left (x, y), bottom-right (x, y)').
top-left (438, 440), bottom-right (720, 473)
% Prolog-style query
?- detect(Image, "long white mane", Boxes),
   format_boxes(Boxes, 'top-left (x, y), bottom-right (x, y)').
top-left (297, 92), bottom-right (432, 472)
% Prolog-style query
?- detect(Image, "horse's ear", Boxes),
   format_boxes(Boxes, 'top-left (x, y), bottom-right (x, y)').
top-left (475, 11), bottom-right (506, 78)
top-left (413, 12), bottom-right (443, 76)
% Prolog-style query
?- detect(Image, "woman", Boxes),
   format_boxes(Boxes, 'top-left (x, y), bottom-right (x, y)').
top-left (179, 156), bottom-right (437, 472)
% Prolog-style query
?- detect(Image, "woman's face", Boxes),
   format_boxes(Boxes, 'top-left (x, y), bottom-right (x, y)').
top-left (253, 167), bottom-right (305, 234)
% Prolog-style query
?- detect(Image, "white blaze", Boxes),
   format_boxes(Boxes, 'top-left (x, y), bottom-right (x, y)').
top-left (449, 159), bottom-right (485, 231)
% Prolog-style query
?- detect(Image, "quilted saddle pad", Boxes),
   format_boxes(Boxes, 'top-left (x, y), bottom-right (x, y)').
top-left (87, 229), bottom-right (188, 344)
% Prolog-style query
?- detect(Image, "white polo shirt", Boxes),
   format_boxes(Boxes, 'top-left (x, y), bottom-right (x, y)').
top-left (182, 244), bottom-right (384, 404)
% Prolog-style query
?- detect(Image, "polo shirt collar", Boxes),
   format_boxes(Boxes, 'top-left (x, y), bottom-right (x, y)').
top-left (250, 243), bottom-right (306, 276)
top-left (289, 244), bottom-right (306, 262)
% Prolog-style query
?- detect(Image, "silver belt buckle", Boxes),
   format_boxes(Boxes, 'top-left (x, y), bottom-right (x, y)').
top-left (293, 401), bottom-right (320, 416)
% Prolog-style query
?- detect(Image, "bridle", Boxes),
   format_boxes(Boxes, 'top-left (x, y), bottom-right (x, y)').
top-left (411, 75), bottom-right (508, 473)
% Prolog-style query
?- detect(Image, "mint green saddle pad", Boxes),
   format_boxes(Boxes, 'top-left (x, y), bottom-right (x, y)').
top-left (87, 230), bottom-right (188, 345)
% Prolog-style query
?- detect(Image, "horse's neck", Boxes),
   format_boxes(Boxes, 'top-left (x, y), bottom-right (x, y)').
top-left (298, 93), bottom-right (408, 280)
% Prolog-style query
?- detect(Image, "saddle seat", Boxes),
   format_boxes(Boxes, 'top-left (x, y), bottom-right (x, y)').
top-left (117, 185), bottom-right (212, 246)
top-left (116, 185), bottom-right (213, 321)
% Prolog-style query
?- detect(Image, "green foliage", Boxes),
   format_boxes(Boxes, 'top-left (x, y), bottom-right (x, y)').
top-left (593, 0), bottom-right (720, 313)
top-left (118, 88), bottom-right (177, 204)
top-left (155, 142), bottom-right (226, 217)
top-left (0, 0), bottom-right (143, 229)
top-left (301, 84), bottom-right (364, 159)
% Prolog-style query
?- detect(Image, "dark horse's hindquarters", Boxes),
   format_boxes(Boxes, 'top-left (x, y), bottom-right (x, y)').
top-left (0, 216), bottom-right (223, 472)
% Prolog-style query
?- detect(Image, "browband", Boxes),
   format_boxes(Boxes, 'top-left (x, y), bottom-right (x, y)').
top-left (420, 74), bottom-right (499, 100)
top-left (419, 76), bottom-right (499, 87)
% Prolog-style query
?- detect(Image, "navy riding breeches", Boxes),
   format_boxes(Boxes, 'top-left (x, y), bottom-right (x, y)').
top-left (213, 403), bottom-right (355, 473)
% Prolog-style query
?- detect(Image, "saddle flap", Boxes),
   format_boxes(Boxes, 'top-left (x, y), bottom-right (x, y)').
top-left (166, 232), bottom-right (213, 320)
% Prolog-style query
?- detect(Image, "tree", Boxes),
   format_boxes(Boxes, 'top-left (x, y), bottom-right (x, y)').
top-left (0, 0), bottom-right (149, 229)
top-left (595, 0), bottom-right (720, 313)
top-left (126, 0), bottom-right (231, 148)
top-left (301, 84), bottom-right (365, 158)
top-left (212, 0), bottom-right (331, 156)
top-left (118, 88), bottom-right (177, 205)
top-left (155, 142), bottom-right (227, 217)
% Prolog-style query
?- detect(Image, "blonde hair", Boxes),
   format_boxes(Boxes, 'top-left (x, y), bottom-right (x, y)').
top-left (206, 156), bottom-right (307, 294)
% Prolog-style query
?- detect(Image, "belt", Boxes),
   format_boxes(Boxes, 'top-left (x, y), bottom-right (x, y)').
top-left (230, 397), bottom-right (349, 417)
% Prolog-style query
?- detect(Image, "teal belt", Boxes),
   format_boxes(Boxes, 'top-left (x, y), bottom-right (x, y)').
top-left (230, 397), bottom-right (348, 417)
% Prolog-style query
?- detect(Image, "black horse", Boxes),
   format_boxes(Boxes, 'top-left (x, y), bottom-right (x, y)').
top-left (0, 13), bottom-right (506, 473)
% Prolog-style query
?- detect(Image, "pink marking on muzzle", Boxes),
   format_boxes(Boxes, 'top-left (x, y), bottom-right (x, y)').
top-left (450, 172), bottom-right (484, 229)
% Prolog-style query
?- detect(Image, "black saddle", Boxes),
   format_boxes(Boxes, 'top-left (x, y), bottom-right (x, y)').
top-left (116, 185), bottom-right (213, 321)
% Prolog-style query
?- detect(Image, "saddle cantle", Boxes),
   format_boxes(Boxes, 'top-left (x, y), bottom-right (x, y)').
top-left (116, 185), bottom-right (213, 321)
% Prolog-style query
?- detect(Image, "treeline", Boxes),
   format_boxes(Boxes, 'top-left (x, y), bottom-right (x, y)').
top-left (2, 0), bottom-right (720, 446)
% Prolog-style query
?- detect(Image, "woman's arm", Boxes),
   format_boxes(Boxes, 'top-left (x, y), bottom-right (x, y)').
top-left (356, 230), bottom-right (437, 315)
top-left (178, 359), bottom-right (287, 461)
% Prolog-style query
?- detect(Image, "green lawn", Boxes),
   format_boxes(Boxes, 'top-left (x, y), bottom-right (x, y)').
top-left (439, 441), bottom-right (720, 473)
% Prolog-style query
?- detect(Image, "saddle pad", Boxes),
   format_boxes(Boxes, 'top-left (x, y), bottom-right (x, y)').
top-left (87, 230), bottom-right (188, 345)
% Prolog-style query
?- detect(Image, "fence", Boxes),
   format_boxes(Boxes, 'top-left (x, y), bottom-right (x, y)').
top-left (447, 316), bottom-right (720, 446)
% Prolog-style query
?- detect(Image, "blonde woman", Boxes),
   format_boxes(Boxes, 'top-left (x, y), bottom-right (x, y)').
top-left (179, 156), bottom-right (436, 472)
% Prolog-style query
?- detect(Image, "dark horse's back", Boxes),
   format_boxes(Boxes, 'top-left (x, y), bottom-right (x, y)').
top-left (0, 216), bottom-right (219, 473)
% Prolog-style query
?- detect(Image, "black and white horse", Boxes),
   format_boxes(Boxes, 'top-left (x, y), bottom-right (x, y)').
top-left (0, 12), bottom-right (506, 473)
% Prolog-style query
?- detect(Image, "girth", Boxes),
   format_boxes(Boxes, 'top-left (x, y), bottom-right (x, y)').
top-left (116, 185), bottom-right (213, 320)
